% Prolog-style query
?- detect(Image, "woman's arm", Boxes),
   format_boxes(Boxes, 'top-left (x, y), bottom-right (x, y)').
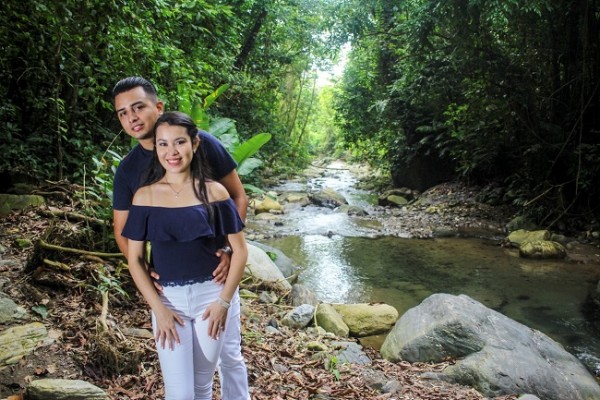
top-left (128, 239), bottom-right (184, 349)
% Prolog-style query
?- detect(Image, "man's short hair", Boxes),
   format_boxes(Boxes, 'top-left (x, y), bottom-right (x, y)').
top-left (112, 76), bottom-right (158, 102)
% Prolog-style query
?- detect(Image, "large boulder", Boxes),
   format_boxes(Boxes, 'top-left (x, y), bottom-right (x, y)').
top-left (519, 240), bottom-right (567, 259)
top-left (332, 303), bottom-right (398, 337)
top-left (507, 229), bottom-right (550, 246)
top-left (310, 188), bottom-right (348, 209)
top-left (315, 303), bottom-right (349, 337)
top-left (381, 293), bottom-right (600, 399)
top-left (245, 243), bottom-right (292, 292)
top-left (249, 241), bottom-right (300, 281)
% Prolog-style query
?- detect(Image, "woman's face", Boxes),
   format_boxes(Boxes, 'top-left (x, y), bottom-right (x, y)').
top-left (155, 124), bottom-right (198, 174)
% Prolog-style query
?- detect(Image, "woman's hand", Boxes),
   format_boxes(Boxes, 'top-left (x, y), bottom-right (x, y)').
top-left (202, 299), bottom-right (229, 340)
top-left (153, 305), bottom-right (184, 350)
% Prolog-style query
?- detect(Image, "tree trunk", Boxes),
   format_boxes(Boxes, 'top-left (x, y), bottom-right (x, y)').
top-left (234, 7), bottom-right (268, 71)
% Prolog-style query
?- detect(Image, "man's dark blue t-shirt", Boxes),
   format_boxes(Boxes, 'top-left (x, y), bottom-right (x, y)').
top-left (112, 131), bottom-right (237, 211)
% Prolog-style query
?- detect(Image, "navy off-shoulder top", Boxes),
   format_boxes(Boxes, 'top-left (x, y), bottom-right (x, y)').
top-left (121, 199), bottom-right (244, 286)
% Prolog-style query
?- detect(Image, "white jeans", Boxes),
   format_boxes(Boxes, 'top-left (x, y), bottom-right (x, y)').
top-left (152, 280), bottom-right (250, 400)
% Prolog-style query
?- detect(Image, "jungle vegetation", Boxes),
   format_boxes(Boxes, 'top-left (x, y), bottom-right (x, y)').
top-left (1, 0), bottom-right (599, 232)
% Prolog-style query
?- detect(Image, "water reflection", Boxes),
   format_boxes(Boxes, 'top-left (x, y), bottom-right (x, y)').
top-left (265, 224), bottom-right (600, 372)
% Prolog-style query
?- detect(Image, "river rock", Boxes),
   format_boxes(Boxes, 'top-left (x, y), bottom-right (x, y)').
top-left (519, 240), bottom-right (567, 259)
top-left (332, 303), bottom-right (399, 337)
top-left (336, 204), bottom-right (368, 216)
top-left (505, 216), bottom-right (538, 232)
top-left (385, 195), bottom-right (409, 207)
top-left (245, 243), bottom-right (292, 291)
top-left (291, 284), bottom-right (319, 306)
top-left (507, 229), bottom-right (550, 246)
top-left (249, 241), bottom-right (300, 281)
top-left (315, 303), bottom-right (349, 337)
top-left (310, 187), bottom-right (347, 208)
top-left (360, 368), bottom-right (403, 394)
top-left (281, 304), bottom-right (315, 329)
top-left (0, 322), bottom-right (50, 367)
top-left (330, 340), bottom-right (371, 365)
top-left (0, 294), bottom-right (28, 323)
top-left (0, 193), bottom-right (45, 216)
top-left (280, 192), bottom-right (311, 206)
top-left (26, 378), bottom-right (107, 400)
top-left (583, 280), bottom-right (600, 330)
top-left (380, 293), bottom-right (600, 399)
top-left (259, 291), bottom-right (278, 304)
top-left (254, 196), bottom-right (283, 214)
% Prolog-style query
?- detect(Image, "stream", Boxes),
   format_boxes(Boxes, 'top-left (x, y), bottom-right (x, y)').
top-left (252, 161), bottom-right (600, 374)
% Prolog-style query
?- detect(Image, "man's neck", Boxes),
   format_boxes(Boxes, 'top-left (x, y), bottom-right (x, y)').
top-left (139, 138), bottom-right (154, 151)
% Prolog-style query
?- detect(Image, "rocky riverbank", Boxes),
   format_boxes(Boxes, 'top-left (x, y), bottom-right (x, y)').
top-left (1, 162), bottom-right (599, 399)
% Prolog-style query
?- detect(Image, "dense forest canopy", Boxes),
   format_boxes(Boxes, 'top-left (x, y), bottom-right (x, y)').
top-left (1, 0), bottom-right (599, 232)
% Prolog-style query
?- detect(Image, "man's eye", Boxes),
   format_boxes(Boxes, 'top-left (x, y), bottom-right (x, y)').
top-left (134, 105), bottom-right (144, 112)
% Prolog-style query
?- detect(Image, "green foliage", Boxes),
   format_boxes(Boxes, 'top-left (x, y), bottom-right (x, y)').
top-left (1, 0), bottom-right (338, 189)
top-left (177, 83), bottom-right (273, 183)
top-left (31, 305), bottom-right (49, 319)
top-left (90, 263), bottom-right (129, 300)
top-left (332, 0), bottom-right (600, 228)
top-left (325, 355), bottom-right (341, 381)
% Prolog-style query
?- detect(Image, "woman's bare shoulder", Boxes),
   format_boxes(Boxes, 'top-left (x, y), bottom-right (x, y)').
top-left (131, 185), bottom-right (154, 206)
top-left (206, 180), bottom-right (230, 203)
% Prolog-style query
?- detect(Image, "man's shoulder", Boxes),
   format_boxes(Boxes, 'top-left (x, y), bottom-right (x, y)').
top-left (198, 130), bottom-right (220, 144)
top-left (116, 145), bottom-right (146, 172)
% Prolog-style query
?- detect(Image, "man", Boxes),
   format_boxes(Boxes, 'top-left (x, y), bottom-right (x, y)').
top-left (111, 77), bottom-right (250, 399)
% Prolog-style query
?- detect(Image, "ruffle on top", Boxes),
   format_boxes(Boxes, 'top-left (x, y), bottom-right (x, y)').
top-left (122, 198), bottom-right (244, 242)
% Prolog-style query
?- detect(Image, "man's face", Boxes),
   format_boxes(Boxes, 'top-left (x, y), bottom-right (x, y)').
top-left (114, 86), bottom-right (163, 141)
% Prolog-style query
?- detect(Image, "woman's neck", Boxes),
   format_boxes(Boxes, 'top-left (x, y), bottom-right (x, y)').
top-left (164, 172), bottom-right (192, 185)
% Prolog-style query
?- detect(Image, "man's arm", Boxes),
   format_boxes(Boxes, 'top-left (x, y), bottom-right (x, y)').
top-left (218, 169), bottom-right (248, 222)
top-left (211, 169), bottom-right (247, 284)
top-left (113, 209), bottom-right (130, 258)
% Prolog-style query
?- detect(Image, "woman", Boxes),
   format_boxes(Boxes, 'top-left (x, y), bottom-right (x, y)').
top-left (121, 111), bottom-right (249, 399)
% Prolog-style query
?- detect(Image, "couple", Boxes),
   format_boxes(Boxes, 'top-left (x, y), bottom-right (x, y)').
top-left (111, 77), bottom-right (250, 400)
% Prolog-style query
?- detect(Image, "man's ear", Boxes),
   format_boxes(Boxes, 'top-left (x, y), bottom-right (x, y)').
top-left (156, 100), bottom-right (164, 114)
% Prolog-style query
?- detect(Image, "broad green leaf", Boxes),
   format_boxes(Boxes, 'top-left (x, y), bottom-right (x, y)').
top-left (32, 305), bottom-right (48, 319)
top-left (204, 84), bottom-right (230, 109)
top-left (208, 117), bottom-right (236, 138)
top-left (232, 133), bottom-right (272, 164)
top-left (243, 183), bottom-right (265, 195)
top-left (237, 157), bottom-right (263, 176)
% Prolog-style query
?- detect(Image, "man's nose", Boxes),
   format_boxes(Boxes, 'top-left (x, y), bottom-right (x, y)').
top-left (128, 109), bottom-right (140, 123)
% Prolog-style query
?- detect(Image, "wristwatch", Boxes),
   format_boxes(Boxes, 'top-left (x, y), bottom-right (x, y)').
top-left (221, 246), bottom-right (233, 255)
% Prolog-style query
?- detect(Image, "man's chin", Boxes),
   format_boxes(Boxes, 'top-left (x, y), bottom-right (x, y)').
top-left (136, 131), bottom-right (153, 141)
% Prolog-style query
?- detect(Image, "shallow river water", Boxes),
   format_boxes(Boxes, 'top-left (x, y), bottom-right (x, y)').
top-left (258, 161), bottom-right (600, 373)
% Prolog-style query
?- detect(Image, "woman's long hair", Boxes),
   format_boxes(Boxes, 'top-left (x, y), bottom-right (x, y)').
top-left (142, 111), bottom-right (215, 220)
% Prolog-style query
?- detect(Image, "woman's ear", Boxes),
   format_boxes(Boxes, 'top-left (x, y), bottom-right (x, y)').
top-left (193, 137), bottom-right (200, 152)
